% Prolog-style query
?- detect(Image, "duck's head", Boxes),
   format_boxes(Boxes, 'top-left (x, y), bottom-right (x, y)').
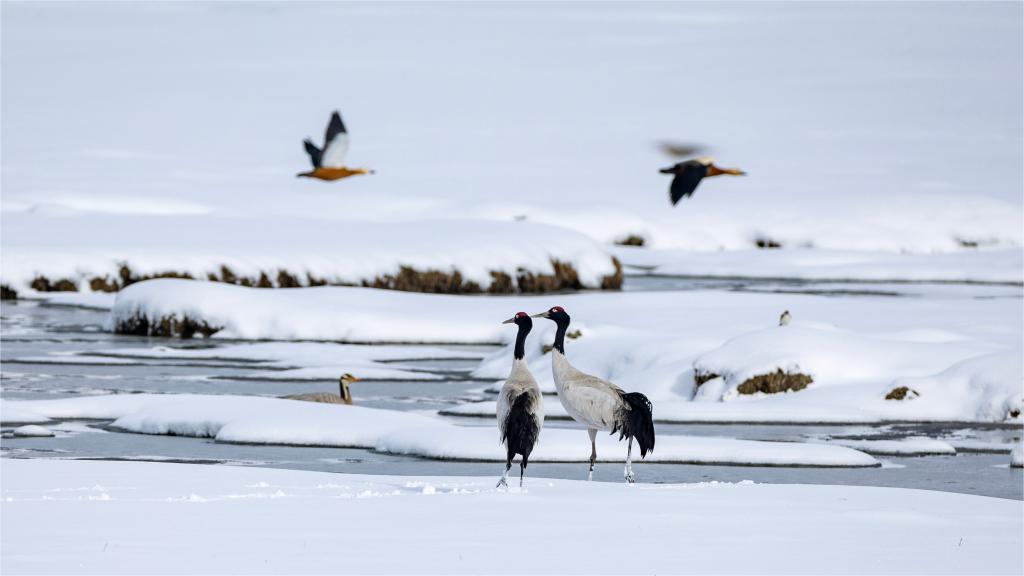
top-left (339, 373), bottom-right (360, 404)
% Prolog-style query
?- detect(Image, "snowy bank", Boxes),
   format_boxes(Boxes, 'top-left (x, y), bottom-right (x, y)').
top-left (614, 247), bottom-right (1024, 284)
top-left (1, 213), bottom-right (620, 294)
top-left (3, 459), bottom-right (1021, 574)
top-left (104, 278), bottom-right (1022, 423)
top-left (1, 395), bottom-right (878, 467)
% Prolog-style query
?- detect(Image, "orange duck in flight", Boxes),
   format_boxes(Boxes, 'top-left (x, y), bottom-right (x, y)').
top-left (297, 111), bottom-right (374, 181)
top-left (660, 156), bottom-right (745, 205)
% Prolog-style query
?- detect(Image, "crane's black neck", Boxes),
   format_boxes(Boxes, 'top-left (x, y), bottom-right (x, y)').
top-left (513, 319), bottom-right (532, 360)
top-left (552, 319), bottom-right (569, 355)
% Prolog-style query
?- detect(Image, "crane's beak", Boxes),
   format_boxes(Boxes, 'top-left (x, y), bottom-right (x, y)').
top-left (531, 311), bottom-right (549, 319)
top-left (501, 317), bottom-right (516, 324)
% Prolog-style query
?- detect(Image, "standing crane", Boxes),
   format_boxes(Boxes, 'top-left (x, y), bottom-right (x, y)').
top-left (532, 306), bottom-right (654, 483)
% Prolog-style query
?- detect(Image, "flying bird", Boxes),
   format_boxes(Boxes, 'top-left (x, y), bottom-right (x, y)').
top-left (533, 306), bottom-right (654, 483)
top-left (281, 373), bottom-right (360, 404)
top-left (660, 156), bottom-right (745, 205)
top-left (496, 312), bottom-right (544, 488)
top-left (297, 111), bottom-right (374, 181)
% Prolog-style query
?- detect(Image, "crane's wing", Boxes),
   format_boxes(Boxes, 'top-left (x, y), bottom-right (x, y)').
top-left (303, 139), bottom-right (322, 169)
top-left (496, 388), bottom-right (512, 440)
top-left (319, 111), bottom-right (350, 168)
top-left (560, 372), bottom-right (627, 429)
top-left (670, 162), bottom-right (707, 205)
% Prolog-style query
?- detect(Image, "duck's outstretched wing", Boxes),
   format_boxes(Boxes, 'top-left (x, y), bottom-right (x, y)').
top-left (319, 111), bottom-right (350, 168)
top-left (658, 141), bottom-right (705, 158)
top-left (303, 139), bottom-right (322, 169)
top-left (669, 161), bottom-right (708, 205)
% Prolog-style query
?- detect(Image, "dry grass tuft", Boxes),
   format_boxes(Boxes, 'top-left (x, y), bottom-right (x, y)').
top-left (20, 256), bottom-right (623, 296)
top-left (601, 257), bottom-right (624, 290)
top-left (885, 386), bottom-right (920, 401)
top-left (0, 285), bottom-right (18, 300)
top-left (614, 235), bottom-right (646, 247)
top-left (115, 312), bottom-right (221, 339)
top-left (693, 370), bottom-right (722, 388)
top-left (737, 369), bottom-right (813, 394)
top-left (30, 277), bottom-right (78, 292)
top-left (754, 237), bottom-right (783, 249)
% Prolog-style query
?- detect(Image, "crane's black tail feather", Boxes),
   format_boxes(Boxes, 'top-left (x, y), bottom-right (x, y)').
top-left (502, 393), bottom-right (540, 462)
top-left (614, 392), bottom-right (655, 457)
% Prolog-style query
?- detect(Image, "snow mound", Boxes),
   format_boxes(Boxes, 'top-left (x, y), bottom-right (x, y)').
top-left (692, 325), bottom-right (1000, 400)
top-left (888, 352), bottom-right (1024, 422)
top-left (11, 425), bottom-right (55, 437)
top-left (827, 437), bottom-right (957, 456)
top-left (3, 395), bottom-right (878, 467)
top-left (1012, 444), bottom-right (1023, 468)
top-left (109, 279), bottom-right (526, 342)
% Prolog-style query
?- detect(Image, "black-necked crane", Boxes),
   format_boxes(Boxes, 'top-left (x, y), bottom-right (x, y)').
top-left (532, 306), bottom-right (655, 483)
top-left (779, 310), bottom-right (792, 326)
top-left (297, 111), bottom-right (374, 181)
top-left (660, 156), bottom-right (745, 205)
top-left (281, 373), bottom-right (360, 404)
top-left (496, 312), bottom-right (544, 488)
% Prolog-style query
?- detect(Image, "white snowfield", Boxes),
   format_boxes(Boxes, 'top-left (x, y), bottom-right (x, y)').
top-left (0, 214), bottom-right (618, 292)
top-left (2, 459), bottom-right (1021, 575)
top-left (0, 395), bottom-right (878, 467)
top-left (106, 279), bottom-right (1023, 424)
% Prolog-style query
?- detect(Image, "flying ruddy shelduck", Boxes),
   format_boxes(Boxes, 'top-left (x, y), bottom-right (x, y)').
top-left (297, 111), bottom-right (375, 181)
top-left (660, 156), bottom-right (745, 205)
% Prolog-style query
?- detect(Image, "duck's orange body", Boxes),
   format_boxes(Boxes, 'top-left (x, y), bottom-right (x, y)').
top-left (297, 167), bottom-right (374, 181)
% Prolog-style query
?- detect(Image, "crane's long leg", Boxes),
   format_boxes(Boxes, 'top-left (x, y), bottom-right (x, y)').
top-left (497, 460), bottom-right (511, 488)
top-left (588, 428), bottom-right (598, 481)
top-left (625, 436), bottom-right (636, 484)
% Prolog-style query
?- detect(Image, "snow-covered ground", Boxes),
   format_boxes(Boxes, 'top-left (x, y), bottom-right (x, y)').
top-left (0, 394), bottom-right (878, 467)
top-left (2, 459), bottom-right (1021, 574)
top-left (2, 3), bottom-right (1021, 292)
top-left (614, 247), bottom-right (1024, 284)
top-left (106, 278), bottom-right (1022, 424)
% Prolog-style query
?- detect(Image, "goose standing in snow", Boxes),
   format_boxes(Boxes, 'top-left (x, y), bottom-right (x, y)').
top-left (660, 156), bottom-right (745, 204)
top-left (297, 111), bottom-right (375, 181)
top-left (281, 373), bottom-right (360, 404)
top-left (496, 312), bottom-right (544, 488)
top-left (532, 307), bottom-right (655, 483)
